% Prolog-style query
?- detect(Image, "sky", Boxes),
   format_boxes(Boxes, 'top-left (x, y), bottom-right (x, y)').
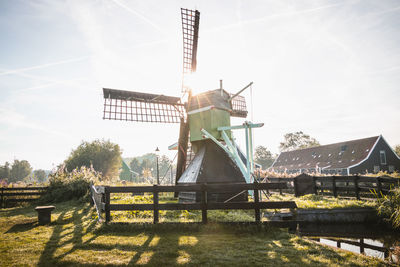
top-left (0, 0), bottom-right (399, 170)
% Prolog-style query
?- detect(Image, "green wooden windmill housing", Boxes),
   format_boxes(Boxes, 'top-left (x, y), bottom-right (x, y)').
top-left (102, 8), bottom-right (263, 202)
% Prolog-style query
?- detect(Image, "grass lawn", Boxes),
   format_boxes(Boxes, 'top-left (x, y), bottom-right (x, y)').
top-left (268, 193), bottom-right (377, 209)
top-left (0, 200), bottom-right (388, 266)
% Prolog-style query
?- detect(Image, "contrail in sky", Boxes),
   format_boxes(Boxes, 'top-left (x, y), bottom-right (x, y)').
top-left (111, 0), bottom-right (166, 35)
top-left (205, 3), bottom-right (342, 33)
top-left (0, 56), bottom-right (89, 76)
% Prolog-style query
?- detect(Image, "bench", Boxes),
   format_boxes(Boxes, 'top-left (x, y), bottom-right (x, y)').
top-left (35, 205), bottom-right (55, 225)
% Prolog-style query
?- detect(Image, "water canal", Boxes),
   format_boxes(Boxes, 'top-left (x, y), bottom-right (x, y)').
top-left (298, 223), bottom-right (399, 263)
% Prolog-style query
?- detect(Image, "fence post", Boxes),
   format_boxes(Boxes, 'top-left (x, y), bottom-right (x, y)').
top-left (254, 181), bottom-right (260, 223)
top-left (354, 176), bottom-right (360, 200)
top-left (320, 180), bottom-right (324, 195)
top-left (0, 188), bottom-right (3, 209)
top-left (332, 176), bottom-right (337, 198)
top-left (376, 177), bottom-right (382, 197)
top-left (104, 186), bottom-right (110, 224)
top-left (279, 177), bottom-right (283, 195)
top-left (360, 238), bottom-right (365, 254)
top-left (201, 183), bottom-right (207, 224)
top-left (89, 184), bottom-right (94, 206)
top-left (153, 185), bottom-right (159, 224)
top-left (293, 177), bottom-right (299, 197)
top-left (313, 176), bottom-right (317, 195)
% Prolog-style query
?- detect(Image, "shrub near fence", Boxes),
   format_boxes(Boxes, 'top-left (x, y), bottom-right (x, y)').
top-left (265, 175), bottom-right (400, 199)
top-left (90, 182), bottom-right (297, 225)
top-left (0, 187), bottom-right (48, 208)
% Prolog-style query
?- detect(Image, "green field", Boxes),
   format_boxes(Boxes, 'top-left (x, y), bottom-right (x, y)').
top-left (0, 200), bottom-right (387, 266)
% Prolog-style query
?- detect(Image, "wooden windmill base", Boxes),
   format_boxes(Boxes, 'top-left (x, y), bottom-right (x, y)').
top-left (177, 140), bottom-right (248, 203)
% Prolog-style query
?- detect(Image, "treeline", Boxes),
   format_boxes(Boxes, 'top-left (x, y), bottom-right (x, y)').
top-left (125, 154), bottom-right (173, 183)
top-left (0, 160), bottom-right (47, 184)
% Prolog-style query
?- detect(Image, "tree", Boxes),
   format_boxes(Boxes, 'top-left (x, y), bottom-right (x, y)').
top-left (64, 139), bottom-right (122, 180)
top-left (129, 158), bottom-right (141, 176)
top-left (395, 145), bottom-right (400, 158)
top-left (254, 146), bottom-right (275, 169)
top-left (140, 158), bottom-right (153, 173)
top-left (33, 169), bottom-right (47, 183)
top-left (0, 162), bottom-right (11, 180)
top-left (279, 131), bottom-right (320, 152)
top-left (10, 160), bottom-right (32, 182)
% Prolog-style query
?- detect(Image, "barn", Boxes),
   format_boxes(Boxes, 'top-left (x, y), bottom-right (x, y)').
top-left (271, 135), bottom-right (400, 175)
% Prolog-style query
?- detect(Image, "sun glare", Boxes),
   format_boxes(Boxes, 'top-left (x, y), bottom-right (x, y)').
top-left (183, 72), bottom-right (213, 95)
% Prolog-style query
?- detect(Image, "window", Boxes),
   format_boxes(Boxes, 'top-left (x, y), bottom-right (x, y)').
top-left (380, 150), bottom-right (386, 165)
top-left (341, 145), bottom-right (347, 152)
top-left (374, 165), bottom-right (380, 173)
top-left (328, 153), bottom-right (332, 157)
top-left (352, 150), bottom-right (355, 154)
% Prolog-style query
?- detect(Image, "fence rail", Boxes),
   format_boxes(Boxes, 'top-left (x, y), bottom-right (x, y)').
top-left (90, 182), bottom-right (296, 224)
top-left (265, 175), bottom-right (399, 199)
top-left (0, 187), bottom-right (48, 208)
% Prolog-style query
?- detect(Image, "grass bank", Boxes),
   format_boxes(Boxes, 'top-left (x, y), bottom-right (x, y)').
top-left (108, 192), bottom-right (377, 223)
top-left (0, 200), bottom-right (387, 266)
top-left (268, 193), bottom-right (377, 209)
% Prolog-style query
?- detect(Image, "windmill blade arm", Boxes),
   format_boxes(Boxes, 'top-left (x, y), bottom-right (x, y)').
top-left (181, 8), bottom-right (200, 92)
top-left (102, 88), bottom-right (185, 123)
top-left (103, 88), bottom-right (182, 105)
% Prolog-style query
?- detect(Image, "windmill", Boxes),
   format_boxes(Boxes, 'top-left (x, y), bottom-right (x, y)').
top-left (102, 8), bottom-right (263, 202)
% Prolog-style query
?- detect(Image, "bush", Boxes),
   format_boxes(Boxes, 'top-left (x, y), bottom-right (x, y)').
top-left (375, 187), bottom-right (400, 228)
top-left (43, 166), bottom-right (100, 203)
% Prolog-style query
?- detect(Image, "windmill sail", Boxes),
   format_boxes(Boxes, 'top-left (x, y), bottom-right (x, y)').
top-left (103, 88), bottom-right (185, 123)
top-left (230, 94), bottom-right (248, 118)
top-left (181, 8), bottom-right (200, 91)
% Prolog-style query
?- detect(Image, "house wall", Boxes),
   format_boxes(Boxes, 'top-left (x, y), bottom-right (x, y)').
top-left (350, 137), bottom-right (400, 174)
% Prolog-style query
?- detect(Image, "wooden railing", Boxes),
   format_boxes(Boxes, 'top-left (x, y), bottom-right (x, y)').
top-left (90, 182), bottom-right (297, 224)
top-left (310, 237), bottom-right (391, 258)
top-left (265, 175), bottom-right (399, 199)
top-left (0, 187), bottom-right (48, 208)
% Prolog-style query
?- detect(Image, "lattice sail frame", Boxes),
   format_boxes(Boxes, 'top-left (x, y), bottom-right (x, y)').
top-left (103, 88), bottom-right (186, 123)
top-left (181, 8), bottom-right (200, 91)
top-left (230, 94), bottom-right (248, 118)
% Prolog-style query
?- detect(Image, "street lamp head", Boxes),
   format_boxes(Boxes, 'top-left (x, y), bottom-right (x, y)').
top-left (155, 147), bottom-right (160, 153)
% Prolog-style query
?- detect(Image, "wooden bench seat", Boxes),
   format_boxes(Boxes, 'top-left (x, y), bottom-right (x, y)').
top-left (35, 205), bottom-right (55, 225)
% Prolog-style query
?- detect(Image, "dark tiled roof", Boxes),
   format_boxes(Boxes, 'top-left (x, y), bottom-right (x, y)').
top-left (272, 136), bottom-right (380, 171)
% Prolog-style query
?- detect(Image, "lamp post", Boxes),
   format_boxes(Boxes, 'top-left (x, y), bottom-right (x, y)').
top-left (155, 147), bottom-right (160, 185)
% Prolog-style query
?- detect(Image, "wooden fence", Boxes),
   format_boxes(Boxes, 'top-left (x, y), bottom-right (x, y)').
top-left (310, 237), bottom-right (391, 258)
top-left (265, 175), bottom-right (399, 199)
top-left (90, 182), bottom-right (297, 224)
top-left (0, 187), bottom-right (47, 208)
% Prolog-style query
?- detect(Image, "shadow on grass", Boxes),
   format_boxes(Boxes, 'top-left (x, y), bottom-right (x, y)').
top-left (41, 225), bottom-right (363, 265)
top-left (28, 202), bottom-right (385, 266)
top-left (5, 220), bottom-right (37, 233)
